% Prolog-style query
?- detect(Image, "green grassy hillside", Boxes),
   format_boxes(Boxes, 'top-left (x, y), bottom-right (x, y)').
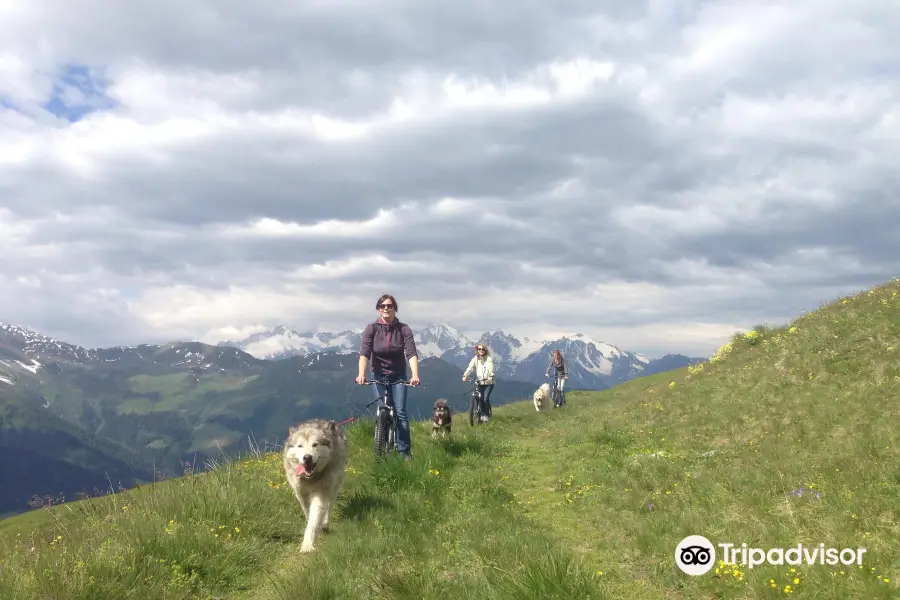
top-left (0, 278), bottom-right (898, 599)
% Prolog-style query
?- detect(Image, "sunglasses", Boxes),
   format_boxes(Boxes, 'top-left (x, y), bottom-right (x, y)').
top-left (377, 303), bottom-right (394, 310)
top-left (476, 347), bottom-right (485, 352)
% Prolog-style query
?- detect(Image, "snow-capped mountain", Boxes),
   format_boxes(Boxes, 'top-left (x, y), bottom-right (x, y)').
top-left (216, 323), bottom-right (474, 361)
top-left (0, 320), bottom-right (703, 391)
top-left (437, 329), bottom-right (547, 378)
top-left (0, 322), bottom-right (261, 385)
top-left (217, 326), bottom-right (363, 360)
top-left (415, 323), bottom-right (473, 358)
top-left (217, 323), bottom-right (704, 390)
top-left (0, 322), bottom-right (49, 385)
top-left (0, 322), bottom-right (93, 365)
top-left (511, 334), bottom-right (651, 388)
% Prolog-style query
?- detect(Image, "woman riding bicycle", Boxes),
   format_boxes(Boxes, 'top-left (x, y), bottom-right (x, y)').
top-left (356, 293), bottom-right (420, 460)
top-left (462, 344), bottom-right (495, 422)
top-left (545, 349), bottom-right (568, 397)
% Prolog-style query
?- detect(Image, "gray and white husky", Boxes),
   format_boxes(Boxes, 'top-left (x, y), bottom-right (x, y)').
top-left (282, 418), bottom-right (349, 553)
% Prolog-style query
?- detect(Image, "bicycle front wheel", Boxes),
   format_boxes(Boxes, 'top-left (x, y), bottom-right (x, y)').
top-left (469, 393), bottom-right (480, 426)
top-left (374, 408), bottom-right (390, 456)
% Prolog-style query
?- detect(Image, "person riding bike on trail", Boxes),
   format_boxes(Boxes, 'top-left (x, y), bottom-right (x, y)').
top-left (356, 293), bottom-right (420, 461)
top-left (545, 349), bottom-right (568, 395)
top-left (462, 343), bottom-right (495, 422)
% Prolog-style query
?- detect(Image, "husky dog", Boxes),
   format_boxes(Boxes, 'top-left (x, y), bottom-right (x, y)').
top-left (282, 418), bottom-right (349, 553)
top-left (431, 398), bottom-right (452, 438)
top-left (533, 383), bottom-right (551, 412)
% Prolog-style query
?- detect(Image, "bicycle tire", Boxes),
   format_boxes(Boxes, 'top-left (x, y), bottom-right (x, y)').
top-left (387, 415), bottom-right (396, 452)
top-left (469, 392), bottom-right (480, 427)
top-left (373, 407), bottom-right (390, 456)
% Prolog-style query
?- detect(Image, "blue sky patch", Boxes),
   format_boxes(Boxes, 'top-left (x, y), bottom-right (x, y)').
top-left (40, 63), bottom-right (117, 122)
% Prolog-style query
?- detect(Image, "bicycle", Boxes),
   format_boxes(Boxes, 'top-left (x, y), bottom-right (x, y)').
top-left (462, 377), bottom-right (492, 426)
top-left (549, 374), bottom-right (567, 407)
top-left (362, 378), bottom-right (415, 457)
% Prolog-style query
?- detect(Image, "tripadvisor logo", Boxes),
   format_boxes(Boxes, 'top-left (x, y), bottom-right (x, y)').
top-left (675, 535), bottom-right (716, 575)
top-left (675, 535), bottom-right (868, 575)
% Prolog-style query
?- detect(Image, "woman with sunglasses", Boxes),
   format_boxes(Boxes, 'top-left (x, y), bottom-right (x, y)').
top-left (357, 293), bottom-right (420, 460)
top-left (462, 344), bottom-right (495, 422)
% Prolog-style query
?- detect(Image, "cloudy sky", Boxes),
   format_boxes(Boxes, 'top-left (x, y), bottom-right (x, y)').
top-left (1, 0), bottom-right (897, 359)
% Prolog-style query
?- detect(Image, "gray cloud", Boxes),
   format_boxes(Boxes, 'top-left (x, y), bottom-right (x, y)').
top-left (0, 0), bottom-right (898, 358)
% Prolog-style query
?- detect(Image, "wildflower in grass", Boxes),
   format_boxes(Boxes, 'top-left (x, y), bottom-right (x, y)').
top-left (709, 341), bottom-right (733, 363)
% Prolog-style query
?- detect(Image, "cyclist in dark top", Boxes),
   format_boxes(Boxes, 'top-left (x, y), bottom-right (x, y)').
top-left (356, 293), bottom-right (420, 460)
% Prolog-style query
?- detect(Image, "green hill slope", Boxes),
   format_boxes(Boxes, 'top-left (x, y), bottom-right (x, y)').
top-left (1, 278), bottom-right (898, 599)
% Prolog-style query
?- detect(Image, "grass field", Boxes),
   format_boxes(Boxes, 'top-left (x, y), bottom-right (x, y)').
top-left (0, 278), bottom-right (898, 599)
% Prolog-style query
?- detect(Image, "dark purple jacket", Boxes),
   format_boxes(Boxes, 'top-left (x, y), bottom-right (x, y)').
top-left (359, 318), bottom-right (418, 377)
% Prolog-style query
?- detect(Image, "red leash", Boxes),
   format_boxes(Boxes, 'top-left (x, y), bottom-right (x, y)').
top-left (336, 416), bottom-right (357, 426)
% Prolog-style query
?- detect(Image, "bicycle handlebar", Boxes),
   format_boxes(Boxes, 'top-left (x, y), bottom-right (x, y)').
top-left (361, 378), bottom-right (416, 386)
top-left (362, 379), bottom-right (416, 408)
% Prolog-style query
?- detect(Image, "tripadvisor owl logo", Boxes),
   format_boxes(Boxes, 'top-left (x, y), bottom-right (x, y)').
top-left (675, 535), bottom-right (716, 575)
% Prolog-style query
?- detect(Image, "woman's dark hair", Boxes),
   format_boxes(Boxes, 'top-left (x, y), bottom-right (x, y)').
top-left (376, 294), bottom-right (398, 311)
top-left (553, 349), bottom-right (563, 364)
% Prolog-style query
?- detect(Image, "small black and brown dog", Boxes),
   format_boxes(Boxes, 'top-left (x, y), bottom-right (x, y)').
top-left (431, 398), bottom-right (452, 438)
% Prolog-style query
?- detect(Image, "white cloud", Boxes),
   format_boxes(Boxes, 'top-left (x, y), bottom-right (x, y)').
top-left (0, 0), bottom-right (898, 359)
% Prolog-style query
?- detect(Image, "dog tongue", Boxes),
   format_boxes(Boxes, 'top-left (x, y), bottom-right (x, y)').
top-left (295, 464), bottom-right (307, 475)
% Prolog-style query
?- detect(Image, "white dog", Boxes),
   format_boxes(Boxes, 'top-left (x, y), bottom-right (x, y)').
top-left (533, 383), bottom-right (551, 412)
top-left (282, 418), bottom-right (349, 553)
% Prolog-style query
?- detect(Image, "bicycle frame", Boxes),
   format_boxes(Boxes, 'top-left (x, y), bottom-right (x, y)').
top-left (363, 378), bottom-right (413, 456)
top-left (464, 377), bottom-right (492, 426)
top-left (549, 374), bottom-right (566, 407)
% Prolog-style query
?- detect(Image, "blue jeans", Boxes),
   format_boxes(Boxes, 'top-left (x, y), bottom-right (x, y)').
top-left (478, 384), bottom-right (494, 417)
top-left (371, 374), bottom-right (411, 455)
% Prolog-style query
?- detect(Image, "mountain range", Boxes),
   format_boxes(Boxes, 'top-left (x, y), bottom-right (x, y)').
top-left (217, 322), bottom-right (703, 389)
top-left (0, 321), bottom-right (703, 516)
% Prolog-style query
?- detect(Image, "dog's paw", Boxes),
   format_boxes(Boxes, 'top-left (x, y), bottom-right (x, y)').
top-left (300, 542), bottom-right (315, 553)
top-left (320, 523), bottom-right (330, 533)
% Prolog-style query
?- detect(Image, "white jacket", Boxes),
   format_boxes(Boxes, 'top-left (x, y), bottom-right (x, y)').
top-left (464, 355), bottom-right (495, 385)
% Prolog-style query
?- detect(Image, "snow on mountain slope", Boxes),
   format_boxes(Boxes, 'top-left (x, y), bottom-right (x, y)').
top-left (0, 320), bottom-right (703, 391)
top-left (510, 335), bottom-right (548, 362)
top-left (416, 323), bottom-right (473, 358)
top-left (217, 326), bottom-right (363, 359)
top-left (0, 323), bottom-right (263, 383)
top-left (214, 323), bottom-right (702, 390)
top-left (218, 322), bottom-right (473, 361)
